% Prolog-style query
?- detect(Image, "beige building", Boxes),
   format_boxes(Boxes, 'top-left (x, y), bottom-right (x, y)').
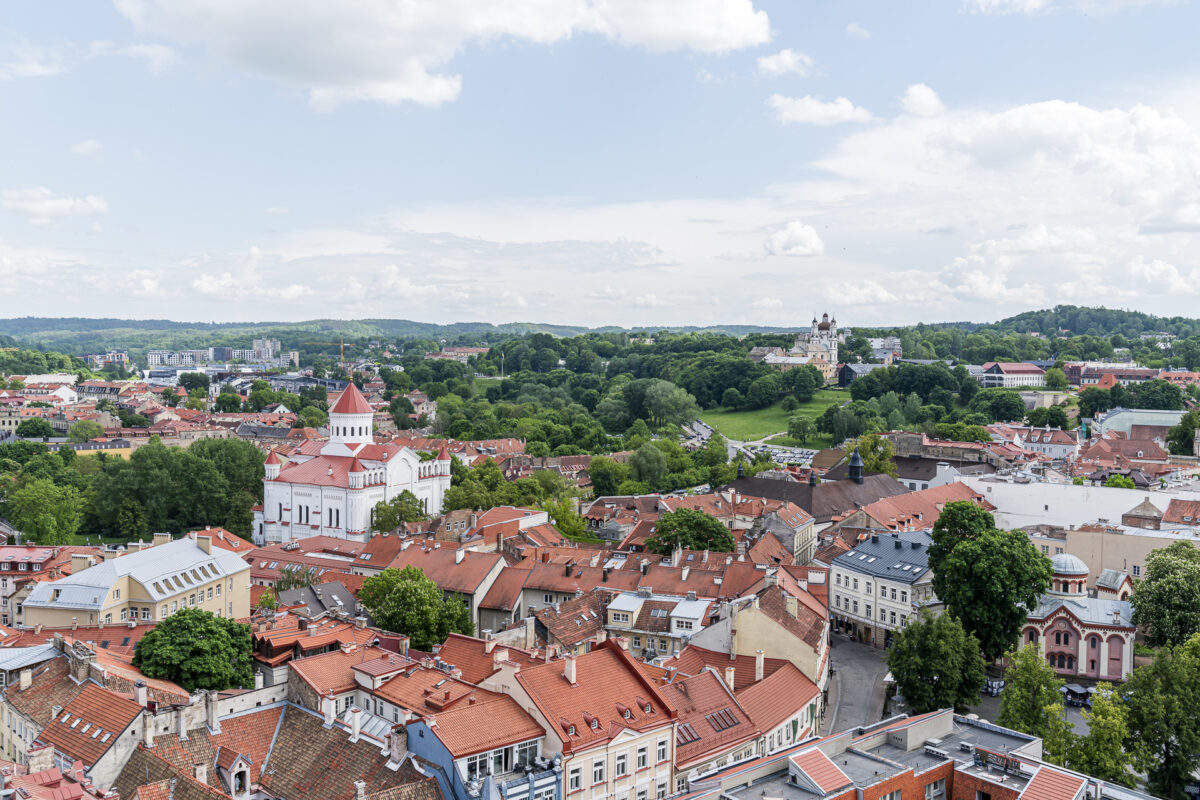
top-left (1027, 522), bottom-right (1200, 584)
top-left (22, 535), bottom-right (251, 627)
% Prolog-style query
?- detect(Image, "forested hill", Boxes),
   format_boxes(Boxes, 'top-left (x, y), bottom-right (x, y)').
top-left (982, 306), bottom-right (1200, 339)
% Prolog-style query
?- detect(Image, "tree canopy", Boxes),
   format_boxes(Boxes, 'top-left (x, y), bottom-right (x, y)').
top-left (886, 611), bottom-right (986, 713)
top-left (1124, 634), bottom-right (1200, 800)
top-left (997, 644), bottom-right (1074, 764)
top-left (15, 418), bottom-right (54, 438)
top-left (644, 508), bottom-right (735, 555)
top-left (929, 502), bottom-right (1053, 661)
top-left (1131, 541), bottom-right (1200, 647)
top-left (359, 565), bottom-right (474, 649)
top-left (371, 490), bottom-right (428, 532)
top-left (67, 420), bottom-right (105, 442)
top-left (133, 608), bottom-right (253, 692)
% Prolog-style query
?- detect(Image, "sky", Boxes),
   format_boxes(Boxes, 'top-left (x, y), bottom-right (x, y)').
top-left (3, 0), bottom-right (1200, 329)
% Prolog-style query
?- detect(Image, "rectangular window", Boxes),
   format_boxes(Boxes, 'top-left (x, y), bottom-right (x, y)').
top-left (881, 791), bottom-right (901, 800)
top-left (900, 591), bottom-right (907, 603)
top-left (207, 588), bottom-right (214, 600)
top-left (901, 614), bottom-right (908, 627)
top-left (544, 594), bottom-right (553, 604)
top-left (113, 588), bottom-right (120, 600)
top-left (637, 746), bottom-right (648, 770)
top-left (216, 584), bottom-right (221, 596)
top-left (852, 601), bottom-right (858, 614)
top-left (1133, 565), bottom-right (1141, 577)
top-left (658, 740), bottom-right (668, 763)
top-left (890, 612), bottom-right (897, 625)
top-left (865, 604), bottom-right (872, 618)
top-left (1055, 547), bottom-right (1063, 555)
top-left (161, 605), bottom-right (168, 618)
top-left (852, 578), bottom-right (858, 590)
top-left (880, 608), bottom-right (886, 621)
top-left (569, 768), bottom-right (582, 792)
top-left (976, 792), bottom-right (991, 800)
top-left (633, 636), bottom-right (641, 648)
top-left (835, 573), bottom-right (841, 585)
top-left (657, 781), bottom-right (667, 800)
top-left (926, 779), bottom-right (945, 800)
top-left (593, 760), bottom-right (605, 785)
top-left (1041, 545), bottom-right (1049, 554)
top-left (637, 789), bottom-right (648, 800)
top-left (616, 753), bottom-right (628, 777)
top-left (890, 588), bottom-right (896, 600)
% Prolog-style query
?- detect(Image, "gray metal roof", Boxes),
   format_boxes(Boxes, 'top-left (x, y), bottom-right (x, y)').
top-left (1096, 569), bottom-right (1129, 589)
top-left (0, 644), bottom-right (59, 672)
top-left (1030, 593), bottom-right (1133, 627)
top-left (831, 530), bottom-right (932, 584)
top-left (24, 537), bottom-right (251, 611)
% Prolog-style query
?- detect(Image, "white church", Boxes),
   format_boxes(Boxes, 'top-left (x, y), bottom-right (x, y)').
top-left (252, 382), bottom-right (451, 544)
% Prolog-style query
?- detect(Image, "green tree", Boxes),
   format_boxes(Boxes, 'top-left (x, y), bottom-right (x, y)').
top-left (886, 611), bottom-right (987, 713)
top-left (997, 644), bottom-right (1074, 764)
top-left (1124, 635), bottom-right (1200, 800)
top-left (1066, 683), bottom-right (1135, 786)
top-left (67, 420), bottom-right (105, 443)
top-left (645, 508), bottom-right (735, 555)
top-left (15, 418), bottom-right (54, 438)
top-left (224, 491), bottom-right (255, 539)
top-left (745, 375), bottom-right (781, 409)
top-left (133, 608), bottom-right (253, 691)
top-left (116, 497), bottom-right (150, 539)
top-left (1131, 541), bottom-right (1200, 647)
top-left (178, 372), bottom-right (210, 393)
top-left (844, 434), bottom-right (897, 477)
top-left (644, 380), bottom-right (700, 427)
top-left (542, 496), bottom-right (585, 539)
top-left (1166, 410), bottom-right (1200, 456)
top-left (8, 478), bottom-right (82, 544)
top-left (359, 565), bottom-right (473, 649)
top-left (256, 588), bottom-right (279, 611)
top-left (298, 406), bottom-right (328, 428)
top-left (1043, 367), bottom-right (1069, 391)
top-left (213, 388), bottom-right (243, 413)
top-left (720, 387), bottom-right (744, 409)
top-left (629, 443), bottom-right (668, 487)
top-left (780, 395), bottom-right (799, 413)
top-left (588, 456), bottom-right (627, 498)
top-left (371, 490), bottom-right (428, 532)
top-left (929, 502), bottom-right (1053, 661)
top-left (1104, 475), bottom-right (1136, 489)
top-left (787, 416), bottom-right (816, 445)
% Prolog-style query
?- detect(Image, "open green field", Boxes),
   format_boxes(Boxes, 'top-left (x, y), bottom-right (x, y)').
top-left (699, 388), bottom-right (845, 441)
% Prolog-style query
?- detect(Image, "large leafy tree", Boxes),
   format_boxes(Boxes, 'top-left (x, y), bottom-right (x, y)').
top-left (1124, 635), bottom-right (1200, 800)
top-left (1066, 683), bottom-right (1135, 787)
top-left (787, 416), bottom-right (815, 445)
top-left (629, 443), bottom-right (668, 486)
top-left (359, 565), bottom-right (474, 649)
top-left (929, 502), bottom-right (1053, 661)
top-left (588, 455), bottom-right (628, 497)
top-left (67, 420), bottom-right (105, 443)
top-left (886, 611), bottom-right (986, 713)
top-left (1166, 409), bottom-right (1200, 456)
top-left (15, 418), bottom-right (54, 438)
top-left (8, 478), bottom-right (82, 544)
top-left (997, 644), bottom-right (1074, 764)
top-left (645, 508), bottom-right (734, 555)
top-left (1131, 541), bottom-right (1200, 647)
top-left (133, 608), bottom-right (253, 692)
top-left (371, 490), bottom-right (428, 532)
top-left (541, 496), bottom-right (585, 539)
top-left (844, 434), bottom-right (898, 477)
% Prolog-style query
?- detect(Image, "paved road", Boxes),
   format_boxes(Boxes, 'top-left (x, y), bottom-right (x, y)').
top-left (824, 635), bottom-right (891, 733)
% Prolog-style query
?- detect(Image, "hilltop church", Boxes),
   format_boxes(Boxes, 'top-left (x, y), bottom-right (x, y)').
top-left (752, 312), bottom-right (846, 383)
top-left (253, 382), bottom-right (451, 544)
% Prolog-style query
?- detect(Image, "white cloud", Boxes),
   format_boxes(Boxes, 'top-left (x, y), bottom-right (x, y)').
top-left (1, 40), bottom-right (176, 81)
top-left (114, 0), bottom-right (771, 109)
top-left (900, 84), bottom-right (945, 117)
top-left (767, 94), bottom-right (872, 125)
top-left (1129, 256), bottom-right (1198, 293)
top-left (501, 290), bottom-right (529, 308)
top-left (756, 48), bottom-right (813, 77)
top-left (118, 42), bottom-right (177, 72)
top-left (837, 280), bottom-right (897, 305)
top-left (71, 139), bottom-right (104, 157)
top-left (634, 293), bottom-right (664, 307)
top-left (765, 222), bottom-right (824, 256)
top-left (845, 22), bottom-right (871, 39)
top-left (752, 297), bottom-right (783, 309)
top-left (2, 188), bottom-right (108, 225)
top-left (0, 43), bottom-right (69, 80)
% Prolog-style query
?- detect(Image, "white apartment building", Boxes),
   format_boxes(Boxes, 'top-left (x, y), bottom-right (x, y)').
top-left (830, 530), bottom-right (936, 649)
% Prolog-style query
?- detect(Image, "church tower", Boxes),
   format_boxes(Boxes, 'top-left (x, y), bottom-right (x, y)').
top-left (328, 382), bottom-right (374, 446)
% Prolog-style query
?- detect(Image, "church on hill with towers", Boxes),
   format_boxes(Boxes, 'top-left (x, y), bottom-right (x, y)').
top-left (252, 382), bottom-right (451, 544)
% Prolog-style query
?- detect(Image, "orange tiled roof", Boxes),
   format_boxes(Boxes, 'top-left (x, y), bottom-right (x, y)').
top-left (39, 683), bottom-right (142, 765)
top-left (735, 661), bottom-right (819, 733)
top-left (290, 645), bottom-right (391, 695)
top-left (426, 694), bottom-right (545, 758)
top-left (662, 646), bottom-right (789, 692)
top-left (661, 670), bottom-right (757, 769)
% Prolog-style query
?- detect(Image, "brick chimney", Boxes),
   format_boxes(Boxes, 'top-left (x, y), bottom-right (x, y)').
top-left (194, 762), bottom-right (208, 784)
top-left (784, 595), bottom-right (798, 618)
top-left (354, 780), bottom-right (368, 800)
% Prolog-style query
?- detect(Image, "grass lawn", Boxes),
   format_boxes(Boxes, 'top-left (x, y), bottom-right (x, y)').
top-left (699, 388), bottom-right (845, 441)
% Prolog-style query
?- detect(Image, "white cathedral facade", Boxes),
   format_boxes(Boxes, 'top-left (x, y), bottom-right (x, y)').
top-left (252, 382), bottom-right (451, 545)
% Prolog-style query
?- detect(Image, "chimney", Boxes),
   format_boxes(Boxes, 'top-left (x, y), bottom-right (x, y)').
top-left (322, 692), bottom-right (336, 727)
top-left (18, 669), bottom-right (31, 691)
top-left (52, 704), bottom-right (63, 720)
top-left (564, 654), bottom-right (578, 685)
top-left (254, 671), bottom-right (264, 690)
top-left (350, 706), bottom-right (363, 741)
top-left (70, 554), bottom-right (93, 574)
top-left (355, 780), bottom-right (368, 800)
top-left (153, 532), bottom-right (171, 547)
top-left (681, 566), bottom-right (690, 581)
top-left (455, 548), bottom-right (465, 564)
top-left (483, 631), bottom-right (496, 654)
top-left (178, 710), bottom-right (189, 741)
top-left (134, 680), bottom-right (147, 707)
top-left (387, 731), bottom-right (405, 764)
top-left (784, 595), bottom-right (798, 618)
top-left (196, 535), bottom-right (212, 555)
top-left (298, 618), bottom-right (308, 631)
top-left (686, 590), bottom-right (697, 601)
top-left (755, 650), bottom-right (764, 682)
top-left (206, 690), bottom-right (221, 733)
top-left (143, 713), bottom-right (155, 748)
top-left (724, 666), bottom-right (735, 691)
top-left (194, 762), bottom-right (208, 784)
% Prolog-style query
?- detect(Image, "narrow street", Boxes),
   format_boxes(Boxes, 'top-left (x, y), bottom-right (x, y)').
top-left (823, 635), bottom-right (890, 733)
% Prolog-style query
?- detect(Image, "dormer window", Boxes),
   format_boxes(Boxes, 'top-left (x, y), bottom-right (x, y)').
top-left (644, 704), bottom-right (652, 714)
top-left (591, 718), bottom-right (600, 730)
top-left (568, 725), bottom-right (576, 736)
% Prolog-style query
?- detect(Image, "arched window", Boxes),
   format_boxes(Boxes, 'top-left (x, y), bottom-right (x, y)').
top-left (1090, 636), bottom-right (1098, 649)
top-left (1054, 632), bottom-right (1061, 645)
top-left (1062, 633), bottom-right (1070, 647)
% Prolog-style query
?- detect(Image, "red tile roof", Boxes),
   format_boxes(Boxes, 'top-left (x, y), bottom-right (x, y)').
top-left (1164, 499), bottom-right (1200, 526)
top-left (330, 382), bottom-right (373, 414)
top-left (517, 641), bottom-right (675, 754)
top-left (661, 670), bottom-right (757, 769)
top-left (290, 645), bottom-right (392, 695)
top-left (735, 661), bottom-right (819, 734)
top-left (1022, 765), bottom-right (1087, 800)
top-left (791, 748), bottom-right (852, 794)
top-left (662, 646), bottom-right (789, 692)
top-left (39, 683), bottom-right (142, 765)
top-left (433, 633), bottom-right (543, 684)
top-left (426, 694), bottom-right (545, 758)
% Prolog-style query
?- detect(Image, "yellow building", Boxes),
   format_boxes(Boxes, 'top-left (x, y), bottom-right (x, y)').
top-left (22, 535), bottom-right (251, 628)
